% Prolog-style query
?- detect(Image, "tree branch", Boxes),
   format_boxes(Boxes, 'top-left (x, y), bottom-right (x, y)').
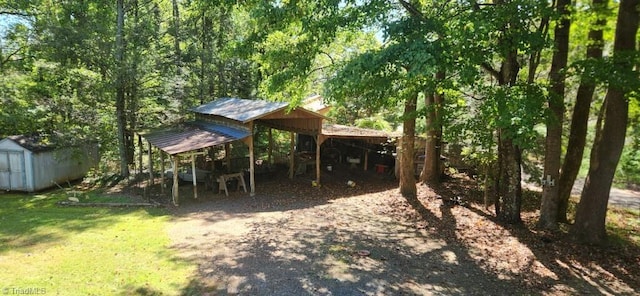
top-left (1, 46), bottom-right (25, 66)
top-left (0, 10), bottom-right (31, 17)
top-left (319, 50), bottom-right (335, 65)
top-left (461, 90), bottom-right (485, 101)
top-left (481, 62), bottom-right (501, 81)
top-left (397, 0), bottom-right (427, 21)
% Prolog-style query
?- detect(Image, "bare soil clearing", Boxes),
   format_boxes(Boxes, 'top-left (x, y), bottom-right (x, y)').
top-left (161, 169), bottom-right (639, 295)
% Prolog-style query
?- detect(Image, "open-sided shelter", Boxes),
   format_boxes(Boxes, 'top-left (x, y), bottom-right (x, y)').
top-left (140, 97), bottom-right (401, 205)
top-left (140, 97), bottom-right (326, 205)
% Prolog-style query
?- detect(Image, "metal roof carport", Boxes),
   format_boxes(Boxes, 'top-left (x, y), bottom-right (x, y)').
top-left (139, 97), bottom-right (397, 206)
top-left (139, 121), bottom-right (250, 205)
top-left (140, 97), bottom-right (325, 205)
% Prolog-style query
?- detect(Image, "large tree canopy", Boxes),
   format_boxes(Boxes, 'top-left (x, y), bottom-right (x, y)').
top-left (0, 0), bottom-right (637, 244)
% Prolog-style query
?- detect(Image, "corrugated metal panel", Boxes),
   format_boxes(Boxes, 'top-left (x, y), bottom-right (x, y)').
top-left (191, 97), bottom-right (289, 123)
top-left (322, 124), bottom-right (398, 139)
top-left (191, 121), bottom-right (250, 139)
top-left (142, 122), bottom-right (249, 155)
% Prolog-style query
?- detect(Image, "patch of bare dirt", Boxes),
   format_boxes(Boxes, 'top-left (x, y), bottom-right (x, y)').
top-left (161, 168), bottom-right (639, 295)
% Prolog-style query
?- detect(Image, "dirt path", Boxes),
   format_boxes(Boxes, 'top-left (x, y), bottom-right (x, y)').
top-left (571, 179), bottom-right (640, 210)
top-left (165, 175), bottom-right (639, 295)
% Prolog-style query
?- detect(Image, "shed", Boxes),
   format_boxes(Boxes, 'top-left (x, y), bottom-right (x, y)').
top-left (0, 135), bottom-right (99, 192)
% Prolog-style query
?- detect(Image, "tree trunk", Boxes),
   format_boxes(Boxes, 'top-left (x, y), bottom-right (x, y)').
top-left (172, 0), bottom-right (181, 68)
top-left (495, 47), bottom-right (523, 223)
top-left (126, 0), bottom-right (141, 168)
top-left (422, 71), bottom-right (445, 185)
top-left (557, 0), bottom-right (607, 223)
top-left (115, 0), bottom-right (129, 177)
top-left (538, 0), bottom-right (571, 230)
top-left (570, 0), bottom-right (639, 245)
top-left (496, 131), bottom-right (523, 223)
top-left (199, 11), bottom-right (212, 104)
top-left (399, 94), bottom-right (418, 198)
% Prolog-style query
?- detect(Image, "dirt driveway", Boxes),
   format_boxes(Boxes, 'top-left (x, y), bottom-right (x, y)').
top-left (166, 173), bottom-right (639, 295)
top-left (571, 178), bottom-right (640, 210)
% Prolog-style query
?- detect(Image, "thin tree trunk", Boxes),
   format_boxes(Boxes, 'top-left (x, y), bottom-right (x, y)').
top-left (422, 70), bottom-right (445, 185)
top-left (126, 0), bottom-right (140, 167)
top-left (422, 92), bottom-right (438, 184)
top-left (172, 0), bottom-right (181, 68)
top-left (557, 0), bottom-right (607, 223)
top-left (538, 0), bottom-right (571, 230)
top-left (527, 6), bottom-right (550, 84)
top-left (400, 93), bottom-right (418, 198)
top-left (199, 12), bottom-right (212, 104)
top-left (115, 0), bottom-right (129, 177)
top-left (215, 7), bottom-right (230, 97)
top-left (570, 0), bottom-right (639, 245)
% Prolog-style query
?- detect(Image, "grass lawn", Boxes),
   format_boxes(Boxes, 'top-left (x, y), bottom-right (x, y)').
top-left (0, 191), bottom-right (197, 295)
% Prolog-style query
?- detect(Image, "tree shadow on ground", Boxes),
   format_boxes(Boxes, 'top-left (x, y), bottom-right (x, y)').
top-left (171, 195), bottom-right (531, 295)
top-left (427, 176), bottom-right (640, 295)
top-left (160, 170), bottom-right (639, 295)
top-left (0, 190), bottom-right (164, 254)
top-left (167, 171), bottom-right (612, 295)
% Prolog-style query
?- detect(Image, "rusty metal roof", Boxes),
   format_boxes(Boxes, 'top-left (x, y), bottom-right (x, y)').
top-left (141, 122), bottom-right (249, 155)
top-left (191, 97), bottom-right (289, 123)
top-left (322, 124), bottom-right (399, 140)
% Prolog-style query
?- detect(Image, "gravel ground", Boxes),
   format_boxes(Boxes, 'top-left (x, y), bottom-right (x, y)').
top-left (163, 168), bottom-right (639, 295)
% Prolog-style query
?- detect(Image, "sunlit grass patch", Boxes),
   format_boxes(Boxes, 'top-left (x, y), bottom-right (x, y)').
top-left (0, 192), bottom-right (196, 295)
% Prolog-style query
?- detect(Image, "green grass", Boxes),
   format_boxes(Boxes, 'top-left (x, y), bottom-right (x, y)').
top-left (606, 206), bottom-right (640, 248)
top-left (66, 190), bottom-right (145, 204)
top-left (0, 191), bottom-right (197, 295)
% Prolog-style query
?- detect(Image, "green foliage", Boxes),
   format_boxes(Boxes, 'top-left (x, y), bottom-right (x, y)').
top-left (355, 115), bottom-right (393, 131)
top-left (571, 50), bottom-right (640, 92)
top-left (0, 71), bottom-right (39, 137)
top-left (247, 0), bottom-right (384, 104)
top-left (618, 99), bottom-right (640, 185)
top-left (0, 0), bottom-right (635, 189)
top-left (489, 84), bottom-right (547, 149)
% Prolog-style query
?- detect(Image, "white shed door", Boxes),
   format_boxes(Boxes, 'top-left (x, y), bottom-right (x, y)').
top-left (0, 151), bottom-right (26, 191)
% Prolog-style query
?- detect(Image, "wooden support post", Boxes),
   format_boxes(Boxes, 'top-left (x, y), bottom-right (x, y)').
top-left (248, 122), bottom-right (256, 196)
top-left (268, 128), bottom-right (273, 165)
top-left (138, 134), bottom-right (143, 176)
top-left (315, 135), bottom-right (321, 185)
top-left (148, 141), bottom-right (154, 186)
top-left (210, 147), bottom-right (216, 172)
top-left (289, 132), bottom-right (295, 179)
top-left (224, 143), bottom-right (231, 172)
top-left (395, 137), bottom-right (401, 179)
top-left (191, 153), bottom-right (197, 199)
top-left (364, 148), bottom-right (369, 171)
top-left (172, 155), bottom-right (179, 206)
top-left (160, 151), bottom-right (165, 194)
